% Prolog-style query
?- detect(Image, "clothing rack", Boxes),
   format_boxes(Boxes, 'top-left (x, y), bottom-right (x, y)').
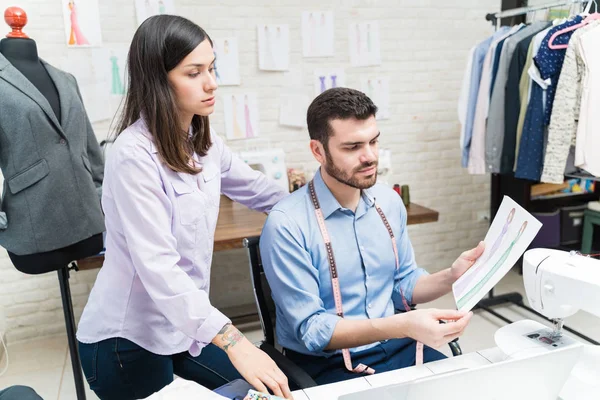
top-left (475, 0), bottom-right (600, 346)
top-left (486, 0), bottom-right (589, 26)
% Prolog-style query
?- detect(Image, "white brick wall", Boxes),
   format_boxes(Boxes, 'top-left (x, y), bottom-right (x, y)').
top-left (0, 0), bottom-right (500, 343)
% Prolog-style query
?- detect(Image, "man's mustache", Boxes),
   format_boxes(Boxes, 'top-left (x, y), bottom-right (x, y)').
top-left (354, 161), bottom-right (378, 173)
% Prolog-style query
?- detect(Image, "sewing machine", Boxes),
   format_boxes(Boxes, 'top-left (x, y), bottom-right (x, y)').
top-left (521, 248), bottom-right (600, 399)
top-left (238, 149), bottom-right (289, 192)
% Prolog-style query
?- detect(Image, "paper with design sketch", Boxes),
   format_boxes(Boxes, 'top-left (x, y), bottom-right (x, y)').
top-left (453, 196), bottom-right (542, 312)
top-left (314, 69), bottom-right (346, 97)
top-left (61, 0), bottom-right (103, 47)
top-left (349, 21), bottom-right (381, 67)
top-left (223, 94), bottom-right (259, 140)
top-left (302, 11), bottom-right (334, 57)
top-left (143, 377), bottom-right (227, 399)
top-left (361, 76), bottom-right (390, 120)
top-left (258, 24), bottom-right (290, 71)
top-left (213, 38), bottom-right (241, 86)
top-left (134, 0), bottom-right (176, 26)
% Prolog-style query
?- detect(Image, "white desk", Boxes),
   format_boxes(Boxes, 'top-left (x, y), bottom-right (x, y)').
top-left (151, 345), bottom-right (593, 399)
top-left (290, 349), bottom-right (498, 400)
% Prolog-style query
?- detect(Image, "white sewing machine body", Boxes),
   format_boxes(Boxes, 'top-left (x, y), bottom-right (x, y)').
top-left (523, 248), bottom-right (600, 320)
top-left (238, 149), bottom-right (289, 192)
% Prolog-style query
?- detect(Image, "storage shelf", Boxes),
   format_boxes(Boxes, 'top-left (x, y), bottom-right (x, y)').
top-left (531, 192), bottom-right (598, 201)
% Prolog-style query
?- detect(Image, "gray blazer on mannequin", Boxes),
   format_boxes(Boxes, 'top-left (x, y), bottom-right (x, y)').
top-left (0, 53), bottom-right (105, 255)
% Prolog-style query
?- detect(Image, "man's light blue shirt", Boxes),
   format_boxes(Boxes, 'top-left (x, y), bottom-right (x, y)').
top-left (260, 170), bottom-right (428, 357)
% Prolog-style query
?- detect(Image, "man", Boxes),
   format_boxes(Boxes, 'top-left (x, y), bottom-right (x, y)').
top-left (260, 88), bottom-right (485, 385)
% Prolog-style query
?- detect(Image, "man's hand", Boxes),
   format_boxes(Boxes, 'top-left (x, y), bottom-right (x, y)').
top-left (401, 309), bottom-right (472, 349)
top-left (214, 324), bottom-right (293, 399)
top-left (450, 241), bottom-right (485, 282)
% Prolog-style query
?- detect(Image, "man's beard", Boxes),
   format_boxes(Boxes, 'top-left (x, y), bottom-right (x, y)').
top-left (324, 151), bottom-right (378, 190)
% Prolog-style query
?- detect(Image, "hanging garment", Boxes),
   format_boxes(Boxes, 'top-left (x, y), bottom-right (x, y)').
top-left (459, 30), bottom-right (509, 167)
top-left (458, 46), bottom-right (475, 150)
top-left (486, 22), bottom-right (549, 174)
top-left (514, 26), bottom-right (553, 168)
top-left (0, 53), bottom-right (104, 255)
top-left (500, 22), bottom-right (552, 175)
top-left (540, 21), bottom-right (600, 183)
top-left (489, 25), bottom-right (524, 98)
top-left (574, 25), bottom-right (600, 177)
top-left (468, 25), bottom-right (519, 174)
top-left (515, 16), bottom-right (583, 181)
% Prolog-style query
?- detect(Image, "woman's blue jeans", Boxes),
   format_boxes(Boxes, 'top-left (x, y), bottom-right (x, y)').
top-left (78, 337), bottom-right (242, 400)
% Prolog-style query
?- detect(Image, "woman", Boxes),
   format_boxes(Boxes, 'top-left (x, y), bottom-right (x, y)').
top-left (76, 15), bottom-right (290, 400)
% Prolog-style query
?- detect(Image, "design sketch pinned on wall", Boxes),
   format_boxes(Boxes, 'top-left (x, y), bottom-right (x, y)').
top-left (258, 24), bottom-right (290, 71)
top-left (361, 76), bottom-right (390, 120)
top-left (302, 11), bottom-right (334, 57)
top-left (314, 69), bottom-right (346, 97)
top-left (134, 0), bottom-right (175, 26)
top-left (59, 49), bottom-right (111, 123)
top-left (62, 0), bottom-right (102, 47)
top-left (349, 21), bottom-right (381, 67)
top-left (107, 48), bottom-right (129, 117)
top-left (224, 94), bottom-right (259, 140)
top-left (213, 38), bottom-right (241, 86)
top-left (108, 48), bottom-right (128, 96)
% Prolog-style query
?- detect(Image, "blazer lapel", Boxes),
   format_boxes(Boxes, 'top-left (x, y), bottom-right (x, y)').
top-left (0, 53), bottom-right (65, 137)
top-left (42, 61), bottom-right (73, 130)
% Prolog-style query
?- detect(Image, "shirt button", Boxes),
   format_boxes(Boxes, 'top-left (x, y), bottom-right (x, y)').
top-left (368, 303), bottom-right (373, 309)
top-left (59, 139), bottom-right (66, 145)
top-left (359, 246), bottom-right (365, 252)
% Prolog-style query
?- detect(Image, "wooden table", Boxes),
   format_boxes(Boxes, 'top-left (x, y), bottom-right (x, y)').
top-left (77, 196), bottom-right (438, 270)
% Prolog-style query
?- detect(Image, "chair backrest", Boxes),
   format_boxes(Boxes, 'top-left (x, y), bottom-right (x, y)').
top-left (243, 236), bottom-right (276, 346)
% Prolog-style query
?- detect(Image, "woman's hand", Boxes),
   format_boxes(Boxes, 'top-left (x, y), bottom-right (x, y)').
top-left (213, 324), bottom-right (293, 399)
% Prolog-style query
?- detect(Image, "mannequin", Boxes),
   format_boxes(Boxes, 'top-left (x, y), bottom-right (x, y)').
top-left (0, 8), bottom-right (105, 399)
top-left (0, 8), bottom-right (103, 275)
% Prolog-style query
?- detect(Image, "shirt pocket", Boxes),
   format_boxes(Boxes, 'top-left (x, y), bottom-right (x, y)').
top-left (170, 179), bottom-right (206, 270)
top-left (171, 179), bottom-right (202, 227)
top-left (200, 162), bottom-right (221, 209)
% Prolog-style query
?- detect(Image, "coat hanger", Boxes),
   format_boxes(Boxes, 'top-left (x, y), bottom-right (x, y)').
top-left (547, 0), bottom-right (599, 50)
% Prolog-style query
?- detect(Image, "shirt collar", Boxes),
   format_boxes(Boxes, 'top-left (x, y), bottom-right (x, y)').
top-left (136, 116), bottom-right (196, 154)
top-left (312, 168), bottom-right (376, 220)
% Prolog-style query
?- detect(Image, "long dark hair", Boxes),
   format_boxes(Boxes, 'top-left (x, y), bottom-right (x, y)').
top-left (115, 15), bottom-right (213, 174)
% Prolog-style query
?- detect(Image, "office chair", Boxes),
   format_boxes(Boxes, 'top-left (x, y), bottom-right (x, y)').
top-left (243, 236), bottom-right (318, 390)
top-left (243, 236), bottom-right (462, 389)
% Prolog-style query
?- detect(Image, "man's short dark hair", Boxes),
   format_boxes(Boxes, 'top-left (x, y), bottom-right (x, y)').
top-left (306, 88), bottom-right (378, 149)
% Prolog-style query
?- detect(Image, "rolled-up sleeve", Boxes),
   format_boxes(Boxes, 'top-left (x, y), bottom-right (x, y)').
top-left (111, 145), bottom-right (229, 353)
top-left (392, 201), bottom-right (429, 308)
top-left (260, 210), bottom-right (341, 353)
top-left (214, 133), bottom-right (287, 212)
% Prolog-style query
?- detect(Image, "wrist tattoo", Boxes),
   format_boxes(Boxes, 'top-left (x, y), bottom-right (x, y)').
top-left (218, 323), bottom-right (231, 335)
top-left (219, 323), bottom-right (245, 352)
